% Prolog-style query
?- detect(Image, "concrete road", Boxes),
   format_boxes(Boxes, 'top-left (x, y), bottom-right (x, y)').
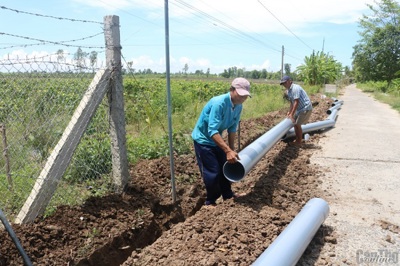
top-left (311, 84), bottom-right (400, 264)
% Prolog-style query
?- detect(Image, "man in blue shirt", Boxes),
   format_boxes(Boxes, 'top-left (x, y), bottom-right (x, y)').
top-left (192, 78), bottom-right (251, 207)
top-left (280, 75), bottom-right (313, 145)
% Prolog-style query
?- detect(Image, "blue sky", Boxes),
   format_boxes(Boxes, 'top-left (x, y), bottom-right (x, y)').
top-left (0, 0), bottom-right (375, 74)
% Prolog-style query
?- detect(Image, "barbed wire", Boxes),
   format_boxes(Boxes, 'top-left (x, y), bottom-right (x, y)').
top-left (0, 6), bottom-right (103, 25)
top-left (0, 42), bottom-right (54, 50)
top-left (0, 50), bottom-right (104, 62)
top-left (0, 32), bottom-right (105, 50)
top-left (0, 59), bottom-right (98, 69)
top-left (0, 50), bottom-right (105, 75)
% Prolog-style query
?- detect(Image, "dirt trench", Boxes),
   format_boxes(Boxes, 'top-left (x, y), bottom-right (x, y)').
top-left (0, 93), bottom-right (337, 265)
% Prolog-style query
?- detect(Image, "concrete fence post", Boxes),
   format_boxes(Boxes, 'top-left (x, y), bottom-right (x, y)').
top-left (16, 69), bottom-right (112, 224)
top-left (104, 15), bottom-right (129, 192)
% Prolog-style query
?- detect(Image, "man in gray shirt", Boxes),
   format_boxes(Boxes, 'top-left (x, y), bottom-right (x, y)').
top-left (280, 76), bottom-right (313, 145)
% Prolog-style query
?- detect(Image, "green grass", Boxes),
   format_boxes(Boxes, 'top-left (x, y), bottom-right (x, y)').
top-left (358, 81), bottom-right (400, 113)
top-left (372, 92), bottom-right (400, 112)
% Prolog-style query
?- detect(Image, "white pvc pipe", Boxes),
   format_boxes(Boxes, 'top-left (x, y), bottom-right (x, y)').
top-left (327, 108), bottom-right (338, 121)
top-left (331, 100), bottom-right (344, 106)
top-left (327, 102), bottom-right (342, 114)
top-left (252, 198), bottom-right (330, 266)
top-left (283, 119), bottom-right (335, 139)
top-left (283, 108), bottom-right (339, 139)
top-left (223, 118), bottom-right (294, 182)
top-left (224, 99), bottom-right (342, 182)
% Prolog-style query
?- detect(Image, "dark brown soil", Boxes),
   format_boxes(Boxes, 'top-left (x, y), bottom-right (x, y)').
top-left (0, 93), bottom-right (337, 266)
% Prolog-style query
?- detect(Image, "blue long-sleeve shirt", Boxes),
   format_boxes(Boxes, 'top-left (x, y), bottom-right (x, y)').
top-left (192, 92), bottom-right (242, 146)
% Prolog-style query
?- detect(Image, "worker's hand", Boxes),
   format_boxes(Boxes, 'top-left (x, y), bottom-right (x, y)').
top-left (226, 150), bottom-right (240, 164)
top-left (287, 114), bottom-right (295, 123)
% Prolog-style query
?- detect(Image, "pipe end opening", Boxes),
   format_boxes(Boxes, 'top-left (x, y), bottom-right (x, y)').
top-left (223, 162), bottom-right (245, 182)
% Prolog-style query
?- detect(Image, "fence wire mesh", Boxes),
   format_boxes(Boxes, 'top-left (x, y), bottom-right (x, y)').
top-left (0, 54), bottom-right (115, 221)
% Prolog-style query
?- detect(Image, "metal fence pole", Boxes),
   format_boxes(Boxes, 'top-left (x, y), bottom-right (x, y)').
top-left (0, 208), bottom-right (33, 265)
top-left (164, 0), bottom-right (177, 203)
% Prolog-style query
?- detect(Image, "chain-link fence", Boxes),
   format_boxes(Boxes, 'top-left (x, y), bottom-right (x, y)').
top-left (0, 14), bottom-right (128, 223)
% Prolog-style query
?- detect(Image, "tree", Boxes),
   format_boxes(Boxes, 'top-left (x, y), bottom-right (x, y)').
top-left (344, 66), bottom-right (351, 76)
top-left (127, 61), bottom-right (133, 70)
top-left (297, 51), bottom-right (343, 85)
top-left (194, 69), bottom-right (204, 76)
top-left (183, 63), bottom-right (189, 75)
top-left (89, 51), bottom-right (98, 73)
top-left (237, 67), bottom-right (244, 78)
top-left (56, 49), bottom-right (65, 63)
top-left (250, 70), bottom-right (260, 79)
top-left (284, 63), bottom-right (291, 76)
top-left (352, 0), bottom-right (400, 84)
top-left (221, 69), bottom-right (230, 78)
top-left (144, 68), bottom-right (153, 74)
top-left (73, 47), bottom-right (88, 71)
top-left (55, 49), bottom-right (65, 73)
top-left (260, 69), bottom-right (267, 79)
top-left (125, 61), bottom-right (135, 74)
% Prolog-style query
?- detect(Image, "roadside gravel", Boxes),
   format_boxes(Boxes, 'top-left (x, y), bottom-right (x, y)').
top-left (311, 84), bottom-right (400, 265)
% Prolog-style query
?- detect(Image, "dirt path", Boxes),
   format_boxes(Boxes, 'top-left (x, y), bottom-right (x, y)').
top-left (312, 84), bottom-right (400, 265)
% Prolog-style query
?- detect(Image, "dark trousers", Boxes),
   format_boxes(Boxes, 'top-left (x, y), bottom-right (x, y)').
top-left (193, 141), bottom-right (233, 204)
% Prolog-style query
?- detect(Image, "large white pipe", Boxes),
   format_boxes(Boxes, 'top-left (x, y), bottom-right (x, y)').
top-left (283, 108), bottom-right (339, 139)
top-left (224, 99), bottom-right (342, 182)
top-left (223, 118), bottom-right (294, 182)
top-left (252, 198), bottom-right (330, 266)
top-left (283, 119), bottom-right (334, 139)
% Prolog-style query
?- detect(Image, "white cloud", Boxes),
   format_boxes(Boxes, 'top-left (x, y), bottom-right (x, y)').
top-left (260, 59), bottom-right (271, 70)
top-left (82, 0), bottom-right (373, 34)
top-left (72, 0), bottom-right (162, 11)
top-left (126, 54), bottom-right (214, 73)
top-left (2, 49), bottom-right (27, 60)
top-left (69, 0), bottom-right (375, 46)
top-left (177, 57), bottom-right (213, 72)
top-left (196, 58), bottom-right (211, 68)
top-left (178, 56), bottom-right (190, 65)
top-left (129, 55), bottom-right (156, 69)
top-left (178, 0), bottom-right (374, 34)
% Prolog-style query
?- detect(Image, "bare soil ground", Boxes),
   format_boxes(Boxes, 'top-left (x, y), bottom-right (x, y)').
top-left (0, 93), bottom-right (338, 266)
